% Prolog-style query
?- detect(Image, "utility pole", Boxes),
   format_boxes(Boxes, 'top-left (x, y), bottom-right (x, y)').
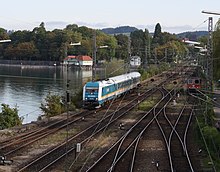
top-left (144, 45), bottom-right (148, 69)
top-left (65, 41), bottom-right (81, 171)
top-left (154, 48), bottom-right (157, 65)
top-left (165, 48), bottom-right (167, 63)
top-left (205, 16), bottom-right (213, 92)
top-left (127, 36), bottom-right (131, 73)
top-left (202, 10), bottom-right (220, 91)
top-left (92, 31), bottom-right (97, 81)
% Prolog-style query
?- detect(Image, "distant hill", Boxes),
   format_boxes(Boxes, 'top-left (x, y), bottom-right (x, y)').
top-left (101, 26), bottom-right (138, 35)
top-left (176, 31), bottom-right (208, 41)
top-left (101, 26), bottom-right (208, 41)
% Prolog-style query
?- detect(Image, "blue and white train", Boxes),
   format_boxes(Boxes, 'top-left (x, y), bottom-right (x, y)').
top-left (83, 72), bottom-right (141, 108)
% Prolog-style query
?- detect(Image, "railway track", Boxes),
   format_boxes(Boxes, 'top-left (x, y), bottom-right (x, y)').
top-left (83, 87), bottom-right (172, 172)
top-left (155, 92), bottom-right (195, 172)
top-left (0, 66), bottom-right (197, 171)
top-left (16, 86), bottom-right (163, 171)
top-left (82, 87), bottom-right (197, 172)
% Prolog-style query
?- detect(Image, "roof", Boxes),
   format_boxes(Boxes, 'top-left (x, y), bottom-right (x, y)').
top-left (76, 55), bottom-right (92, 61)
top-left (64, 55), bottom-right (76, 61)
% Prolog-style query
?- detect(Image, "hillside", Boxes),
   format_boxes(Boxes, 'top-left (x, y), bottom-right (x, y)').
top-left (101, 26), bottom-right (208, 41)
top-left (176, 31), bottom-right (208, 41)
top-left (101, 26), bottom-right (138, 35)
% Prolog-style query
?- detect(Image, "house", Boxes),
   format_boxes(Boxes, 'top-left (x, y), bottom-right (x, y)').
top-left (76, 55), bottom-right (93, 68)
top-left (63, 55), bottom-right (93, 69)
top-left (130, 56), bottom-right (141, 67)
top-left (63, 55), bottom-right (77, 65)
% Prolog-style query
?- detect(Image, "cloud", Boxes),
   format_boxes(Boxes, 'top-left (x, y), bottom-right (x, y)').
top-left (45, 21), bottom-right (68, 30)
top-left (9, 20), bottom-right (207, 33)
top-left (76, 21), bottom-right (109, 28)
top-left (44, 21), bottom-right (110, 30)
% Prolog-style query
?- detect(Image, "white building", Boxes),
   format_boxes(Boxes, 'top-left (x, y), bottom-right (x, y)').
top-left (76, 55), bottom-right (93, 67)
top-left (130, 56), bottom-right (141, 67)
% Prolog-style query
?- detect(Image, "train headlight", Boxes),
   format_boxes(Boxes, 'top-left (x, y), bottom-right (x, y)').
top-left (96, 98), bottom-right (98, 100)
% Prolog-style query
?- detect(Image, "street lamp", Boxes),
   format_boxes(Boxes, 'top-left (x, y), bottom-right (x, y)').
top-left (92, 39), bottom-right (109, 81)
top-left (99, 45), bottom-right (108, 49)
top-left (70, 42), bottom-right (81, 46)
top-left (0, 39), bottom-right (11, 43)
top-left (65, 41), bottom-right (81, 170)
top-left (202, 10), bottom-right (220, 15)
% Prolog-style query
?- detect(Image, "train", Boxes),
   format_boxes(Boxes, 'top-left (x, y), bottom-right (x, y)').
top-left (186, 77), bottom-right (201, 91)
top-left (83, 72), bottom-right (141, 108)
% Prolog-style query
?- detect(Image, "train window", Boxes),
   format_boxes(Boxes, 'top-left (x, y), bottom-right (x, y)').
top-left (188, 79), bottom-right (193, 84)
top-left (86, 88), bottom-right (98, 93)
top-left (195, 79), bottom-right (200, 84)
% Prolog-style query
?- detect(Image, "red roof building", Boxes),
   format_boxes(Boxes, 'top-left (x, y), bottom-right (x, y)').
top-left (63, 55), bottom-right (93, 68)
top-left (76, 55), bottom-right (92, 61)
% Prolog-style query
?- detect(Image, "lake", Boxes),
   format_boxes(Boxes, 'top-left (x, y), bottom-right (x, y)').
top-left (0, 65), bottom-right (92, 124)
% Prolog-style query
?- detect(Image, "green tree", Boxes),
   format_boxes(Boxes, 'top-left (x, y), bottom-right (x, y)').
top-left (0, 28), bottom-right (10, 59)
top-left (152, 23), bottom-right (163, 46)
top-left (130, 29), bottom-right (146, 56)
top-left (65, 24), bottom-right (78, 32)
top-left (213, 19), bottom-right (220, 80)
top-left (31, 22), bottom-right (48, 60)
top-left (0, 28), bottom-right (10, 40)
top-left (115, 34), bottom-right (129, 60)
top-left (10, 30), bottom-right (32, 44)
top-left (0, 104), bottom-right (22, 130)
top-left (40, 93), bottom-right (64, 120)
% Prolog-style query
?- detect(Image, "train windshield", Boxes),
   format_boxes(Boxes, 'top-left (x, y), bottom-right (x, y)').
top-left (86, 88), bottom-right (98, 94)
top-left (188, 79), bottom-right (193, 84)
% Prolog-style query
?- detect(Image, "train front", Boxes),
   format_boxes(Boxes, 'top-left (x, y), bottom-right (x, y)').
top-left (83, 81), bottom-right (100, 108)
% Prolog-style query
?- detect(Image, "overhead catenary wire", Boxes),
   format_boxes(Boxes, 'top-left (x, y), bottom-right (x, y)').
top-left (68, 83), bottom-right (130, 171)
top-left (68, 95), bottom-right (117, 170)
top-left (78, 92), bottom-right (129, 171)
top-left (191, 19), bottom-right (209, 31)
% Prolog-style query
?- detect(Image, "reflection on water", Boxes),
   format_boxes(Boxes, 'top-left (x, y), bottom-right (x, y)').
top-left (0, 65), bottom-right (92, 124)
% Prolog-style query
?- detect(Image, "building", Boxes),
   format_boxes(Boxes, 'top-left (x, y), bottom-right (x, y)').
top-left (63, 55), bottom-right (77, 65)
top-left (76, 55), bottom-right (93, 68)
top-left (63, 55), bottom-right (93, 69)
top-left (130, 56), bottom-right (141, 67)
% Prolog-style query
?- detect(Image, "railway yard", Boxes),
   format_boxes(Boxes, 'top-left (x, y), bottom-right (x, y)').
top-left (0, 66), bottom-right (215, 172)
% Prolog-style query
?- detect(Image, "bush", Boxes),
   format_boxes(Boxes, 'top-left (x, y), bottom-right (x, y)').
top-left (0, 104), bottom-right (22, 129)
top-left (71, 86), bottom-right (83, 109)
top-left (40, 93), bottom-right (64, 120)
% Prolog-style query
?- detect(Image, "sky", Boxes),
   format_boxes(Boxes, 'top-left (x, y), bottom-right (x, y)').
top-left (0, 0), bottom-right (220, 33)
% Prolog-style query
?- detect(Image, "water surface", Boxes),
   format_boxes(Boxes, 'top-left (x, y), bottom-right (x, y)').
top-left (0, 65), bottom-right (92, 123)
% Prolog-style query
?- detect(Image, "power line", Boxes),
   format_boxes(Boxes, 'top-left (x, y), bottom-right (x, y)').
top-left (191, 19), bottom-right (209, 31)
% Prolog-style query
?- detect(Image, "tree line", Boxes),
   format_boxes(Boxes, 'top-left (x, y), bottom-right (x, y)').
top-left (0, 22), bottom-right (188, 65)
top-left (213, 19), bottom-right (220, 80)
